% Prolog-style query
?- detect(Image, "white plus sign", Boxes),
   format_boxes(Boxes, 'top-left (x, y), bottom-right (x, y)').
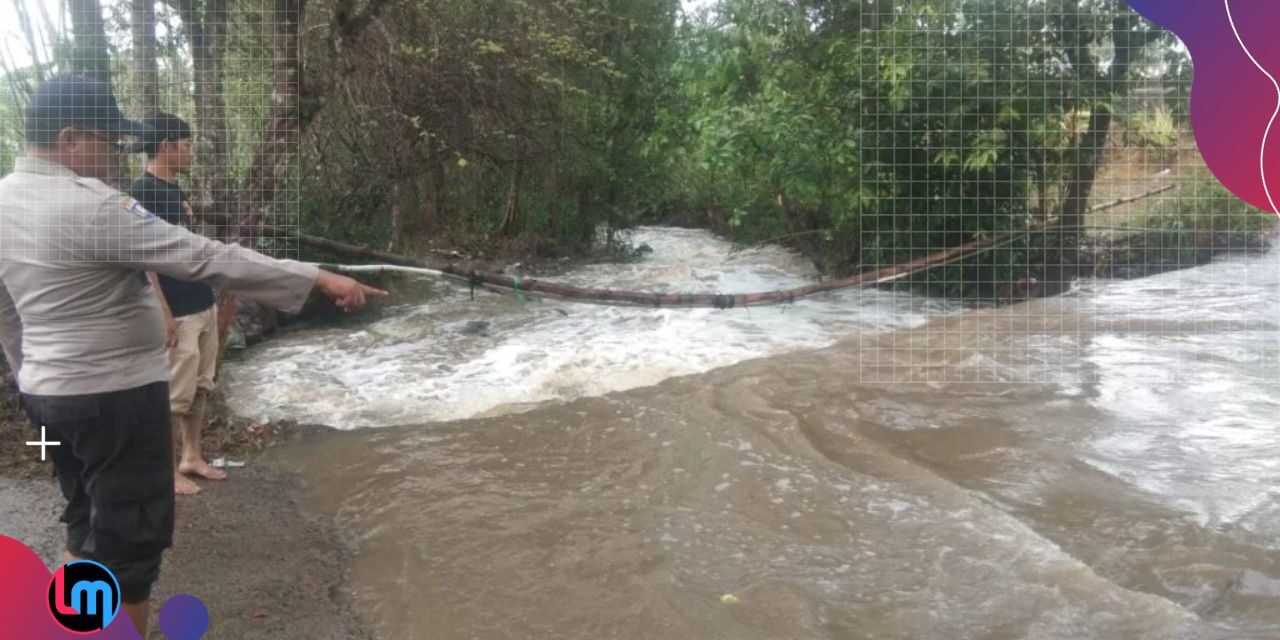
top-left (25, 426), bottom-right (60, 461)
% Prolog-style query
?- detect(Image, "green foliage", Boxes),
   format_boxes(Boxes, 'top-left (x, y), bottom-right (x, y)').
top-left (1098, 174), bottom-right (1278, 272)
top-left (0, 90), bottom-right (23, 174)
top-left (0, 1), bottom-right (283, 197)
top-left (1143, 174), bottom-right (1276, 240)
top-left (657, 0), bottom-right (1173, 296)
top-left (1, 0), bottom-right (1204, 300)
top-left (303, 0), bottom-right (682, 254)
top-left (1124, 106), bottom-right (1178, 163)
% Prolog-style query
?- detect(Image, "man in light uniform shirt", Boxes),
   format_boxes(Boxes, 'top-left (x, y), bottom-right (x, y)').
top-left (0, 74), bottom-right (385, 635)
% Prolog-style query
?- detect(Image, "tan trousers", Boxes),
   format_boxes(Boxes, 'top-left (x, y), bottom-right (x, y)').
top-left (168, 305), bottom-right (218, 415)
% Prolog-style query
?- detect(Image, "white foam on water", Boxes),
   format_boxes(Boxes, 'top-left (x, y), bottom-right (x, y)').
top-left (255, 240), bottom-right (1280, 638)
top-left (1072, 250), bottom-right (1280, 529)
top-left (222, 227), bottom-right (963, 428)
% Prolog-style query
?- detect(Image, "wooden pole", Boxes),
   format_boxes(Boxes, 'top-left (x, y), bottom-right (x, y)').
top-left (304, 229), bottom-right (1009, 308)
top-left (302, 184), bottom-right (1178, 308)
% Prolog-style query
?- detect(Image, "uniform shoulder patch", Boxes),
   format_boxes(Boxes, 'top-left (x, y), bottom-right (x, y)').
top-left (123, 198), bottom-right (157, 222)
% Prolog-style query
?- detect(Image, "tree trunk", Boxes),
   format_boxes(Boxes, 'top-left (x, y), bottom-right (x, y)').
top-left (496, 160), bottom-right (522, 238)
top-left (131, 0), bottom-right (159, 117)
top-left (219, 0), bottom-right (304, 346)
top-left (68, 0), bottom-right (127, 187)
top-left (430, 159), bottom-right (445, 232)
top-left (1045, 103), bottom-right (1112, 288)
top-left (68, 0), bottom-right (112, 83)
top-left (236, 0), bottom-right (306, 242)
top-left (168, 0), bottom-right (236, 346)
top-left (172, 0), bottom-right (234, 237)
top-left (387, 182), bottom-right (401, 252)
top-left (1042, 2), bottom-right (1158, 292)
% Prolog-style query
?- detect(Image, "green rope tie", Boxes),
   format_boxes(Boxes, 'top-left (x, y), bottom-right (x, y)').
top-left (512, 275), bottom-right (525, 303)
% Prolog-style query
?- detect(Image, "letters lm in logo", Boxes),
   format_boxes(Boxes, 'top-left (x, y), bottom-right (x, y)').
top-left (47, 560), bottom-right (121, 634)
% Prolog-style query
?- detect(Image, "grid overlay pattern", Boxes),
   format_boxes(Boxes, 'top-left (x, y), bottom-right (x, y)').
top-left (0, 0), bottom-right (299, 261)
top-left (1, 1), bottom-right (1277, 388)
top-left (855, 2), bottom-right (1280, 385)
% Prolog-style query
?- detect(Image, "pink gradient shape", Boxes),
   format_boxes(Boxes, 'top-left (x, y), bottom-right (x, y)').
top-left (1127, 0), bottom-right (1280, 214)
top-left (0, 535), bottom-right (144, 639)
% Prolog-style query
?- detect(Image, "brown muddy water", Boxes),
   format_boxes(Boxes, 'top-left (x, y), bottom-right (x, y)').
top-left (229, 228), bottom-right (1279, 639)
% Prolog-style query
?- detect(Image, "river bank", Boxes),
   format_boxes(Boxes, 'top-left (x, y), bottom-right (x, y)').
top-left (0, 461), bottom-right (369, 639)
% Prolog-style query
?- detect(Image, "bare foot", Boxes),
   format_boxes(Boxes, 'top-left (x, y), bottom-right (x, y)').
top-left (180, 459), bottom-right (228, 481)
top-left (175, 472), bottom-right (201, 496)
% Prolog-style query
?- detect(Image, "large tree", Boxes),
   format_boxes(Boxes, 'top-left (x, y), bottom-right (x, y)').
top-left (131, 0), bottom-right (160, 116)
top-left (235, 0), bottom-right (305, 242)
top-left (167, 0), bottom-right (233, 234)
top-left (68, 0), bottom-right (129, 187)
top-left (67, 0), bottom-right (112, 82)
top-left (299, 0), bottom-right (680, 253)
top-left (1042, 0), bottom-right (1167, 291)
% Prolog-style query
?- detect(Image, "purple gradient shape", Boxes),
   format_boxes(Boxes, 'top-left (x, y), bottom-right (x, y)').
top-left (1126, 0), bottom-right (1280, 214)
top-left (158, 594), bottom-right (210, 640)
top-left (0, 536), bottom-right (213, 639)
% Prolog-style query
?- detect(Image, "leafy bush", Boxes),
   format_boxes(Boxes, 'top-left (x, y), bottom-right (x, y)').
top-left (1125, 107), bottom-right (1179, 163)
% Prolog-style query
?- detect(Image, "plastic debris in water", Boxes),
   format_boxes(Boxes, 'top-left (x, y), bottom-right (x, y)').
top-left (720, 594), bottom-right (739, 605)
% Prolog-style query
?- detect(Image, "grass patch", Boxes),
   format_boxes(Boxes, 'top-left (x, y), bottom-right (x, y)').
top-left (1087, 143), bottom-right (1276, 277)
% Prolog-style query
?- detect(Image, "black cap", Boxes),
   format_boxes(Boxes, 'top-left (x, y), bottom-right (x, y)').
top-left (126, 112), bottom-right (193, 155)
top-left (24, 74), bottom-right (152, 146)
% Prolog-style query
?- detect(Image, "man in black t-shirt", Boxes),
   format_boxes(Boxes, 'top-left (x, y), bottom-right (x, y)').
top-left (129, 113), bottom-right (223, 496)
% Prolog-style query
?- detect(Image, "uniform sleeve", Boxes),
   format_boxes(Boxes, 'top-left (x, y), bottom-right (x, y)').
top-left (91, 192), bottom-right (320, 314)
top-left (0, 282), bottom-right (22, 381)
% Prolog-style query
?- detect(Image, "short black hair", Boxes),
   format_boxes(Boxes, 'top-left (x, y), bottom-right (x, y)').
top-left (24, 74), bottom-right (151, 147)
top-left (131, 112), bottom-right (193, 158)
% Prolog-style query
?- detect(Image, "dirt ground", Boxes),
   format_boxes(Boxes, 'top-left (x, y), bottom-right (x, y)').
top-left (0, 388), bottom-right (369, 639)
top-left (0, 457), bottom-right (370, 640)
top-left (149, 463), bottom-right (369, 639)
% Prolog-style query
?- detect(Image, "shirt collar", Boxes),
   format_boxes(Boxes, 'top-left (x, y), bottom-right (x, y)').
top-left (14, 156), bottom-right (79, 178)
top-left (144, 171), bottom-right (179, 187)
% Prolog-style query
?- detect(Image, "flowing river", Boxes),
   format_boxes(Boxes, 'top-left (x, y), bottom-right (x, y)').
top-left (223, 227), bottom-right (1280, 639)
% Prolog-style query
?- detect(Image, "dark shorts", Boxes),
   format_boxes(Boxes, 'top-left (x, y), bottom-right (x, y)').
top-left (21, 381), bottom-right (175, 604)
